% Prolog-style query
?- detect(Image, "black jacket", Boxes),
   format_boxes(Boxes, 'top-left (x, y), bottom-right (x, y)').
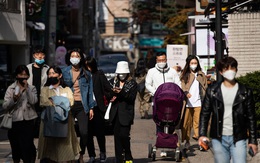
top-left (199, 81), bottom-right (258, 145)
top-left (92, 70), bottom-right (113, 115)
top-left (109, 77), bottom-right (137, 126)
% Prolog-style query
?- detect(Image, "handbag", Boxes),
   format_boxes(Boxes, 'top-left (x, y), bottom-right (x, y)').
top-left (0, 110), bottom-right (14, 129)
top-left (104, 102), bottom-right (112, 120)
top-left (0, 113), bottom-right (12, 129)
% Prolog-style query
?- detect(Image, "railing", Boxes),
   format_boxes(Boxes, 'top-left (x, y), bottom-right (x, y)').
top-left (0, 0), bottom-right (21, 13)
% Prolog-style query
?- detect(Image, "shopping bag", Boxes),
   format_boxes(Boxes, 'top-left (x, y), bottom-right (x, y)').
top-left (104, 102), bottom-right (112, 120)
top-left (0, 112), bottom-right (13, 129)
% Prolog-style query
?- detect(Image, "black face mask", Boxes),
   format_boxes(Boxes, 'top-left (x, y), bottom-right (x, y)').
top-left (16, 78), bottom-right (28, 86)
top-left (48, 77), bottom-right (59, 85)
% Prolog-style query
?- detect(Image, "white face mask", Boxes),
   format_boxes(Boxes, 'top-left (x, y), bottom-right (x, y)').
top-left (70, 58), bottom-right (80, 65)
top-left (190, 64), bottom-right (197, 71)
top-left (222, 70), bottom-right (236, 81)
top-left (157, 62), bottom-right (166, 69)
top-left (118, 74), bottom-right (128, 81)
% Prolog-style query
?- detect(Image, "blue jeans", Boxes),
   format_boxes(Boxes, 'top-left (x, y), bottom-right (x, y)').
top-left (211, 136), bottom-right (247, 163)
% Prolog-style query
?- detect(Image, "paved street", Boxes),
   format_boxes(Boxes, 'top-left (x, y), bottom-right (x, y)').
top-left (1, 107), bottom-right (260, 163)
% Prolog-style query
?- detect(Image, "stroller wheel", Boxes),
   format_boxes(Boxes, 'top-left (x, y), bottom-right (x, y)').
top-left (175, 148), bottom-right (182, 162)
top-left (148, 144), bottom-right (156, 161)
top-left (151, 151), bottom-right (156, 161)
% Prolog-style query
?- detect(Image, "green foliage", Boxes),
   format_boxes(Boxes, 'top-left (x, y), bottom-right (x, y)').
top-left (236, 71), bottom-right (260, 126)
top-left (163, 8), bottom-right (194, 46)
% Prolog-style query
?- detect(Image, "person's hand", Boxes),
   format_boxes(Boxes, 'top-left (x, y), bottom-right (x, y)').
top-left (110, 96), bottom-right (117, 102)
top-left (187, 93), bottom-right (192, 98)
top-left (89, 109), bottom-right (94, 120)
top-left (112, 87), bottom-right (121, 94)
top-left (20, 79), bottom-right (28, 91)
top-left (13, 94), bottom-right (20, 102)
top-left (198, 136), bottom-right (210, 146)
top-left (248, 143), bottom-right (258, 155)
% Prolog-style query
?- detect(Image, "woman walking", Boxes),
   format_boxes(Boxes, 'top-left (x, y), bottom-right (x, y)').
top-left (180, 55), bottom-right (207, 149)
top-left (85, 56), bottom-right (112, 163)
top-left (3, 65), bottom-right (38, 163)
top-left (62, 49), bottom-right (96, 163)
top-left (38, 65), bottom-right (80, 162)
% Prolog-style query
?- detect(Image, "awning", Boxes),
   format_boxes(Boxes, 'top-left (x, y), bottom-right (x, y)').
top-left (180, 31), bottom-right (195, 36)
top-left (26, 21), bottom-right (45, 31)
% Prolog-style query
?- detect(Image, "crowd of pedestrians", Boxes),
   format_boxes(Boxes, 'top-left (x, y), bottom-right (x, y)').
top-left (0, 45), bottom-right (258, 163)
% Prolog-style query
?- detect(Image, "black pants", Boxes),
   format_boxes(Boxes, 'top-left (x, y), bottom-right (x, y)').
top-left (87, 107), bottom-right (106, 157)
top-left (113, 114), bottom-right (133, 163)
top-left (71, 101), bottom-right (89, 155)
top-left (8, 119), bottom-right (36, 163)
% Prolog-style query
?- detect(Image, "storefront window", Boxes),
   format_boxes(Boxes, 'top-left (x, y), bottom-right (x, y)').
top-left (0, 0), bottom-right (21, 13)
top-left (114, 17), bottom-right (128, 33)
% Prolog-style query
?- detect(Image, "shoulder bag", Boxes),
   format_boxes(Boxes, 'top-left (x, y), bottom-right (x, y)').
top-left (0, 108), bottom-right (15, 129)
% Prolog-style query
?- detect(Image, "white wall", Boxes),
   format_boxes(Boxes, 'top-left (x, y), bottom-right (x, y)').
top-left (228, 13), bottom-right (260, 76)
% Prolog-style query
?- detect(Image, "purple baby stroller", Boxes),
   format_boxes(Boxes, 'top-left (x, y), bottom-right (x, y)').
top-left (148, 82), bottom-right (185, 162)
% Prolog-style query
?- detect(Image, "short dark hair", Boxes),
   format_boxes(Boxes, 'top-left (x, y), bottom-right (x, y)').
top-left (156, 52), bottom-right (166, 57)
top-left (85, 56), bottom-right (98, 73)
top-left (15, 65), bottom-right (30, 77)
top-left (33, 45), bottom-right (45, 54)
top-left (216, 56), bottom-right (238, 72)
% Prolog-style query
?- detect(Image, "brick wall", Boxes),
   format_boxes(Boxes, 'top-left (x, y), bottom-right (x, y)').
top-left (228, 13), bottom-right (260, 76)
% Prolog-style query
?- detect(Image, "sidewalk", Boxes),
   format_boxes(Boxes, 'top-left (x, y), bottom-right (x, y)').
top-left (1, 107), bottom-right (260, 163)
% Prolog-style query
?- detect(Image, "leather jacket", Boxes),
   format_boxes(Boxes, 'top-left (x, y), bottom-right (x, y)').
top-left (199, 81), bottom-right (258, 145)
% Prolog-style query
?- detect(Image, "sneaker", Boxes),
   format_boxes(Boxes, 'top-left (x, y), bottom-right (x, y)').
top-left (100, 153), bottom-right (107, 162)
top-left (184, 142), bottom-right (190, 149)
top-left (160, 151), bottom-right (167, 157)
top-left (125, 160), bottom-right (133, 163)
top-left (88, 157), bottom-right (95, 163)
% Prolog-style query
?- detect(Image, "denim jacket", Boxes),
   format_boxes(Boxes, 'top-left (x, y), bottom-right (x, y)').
top-left (62, 65), bottom-right (96, 113)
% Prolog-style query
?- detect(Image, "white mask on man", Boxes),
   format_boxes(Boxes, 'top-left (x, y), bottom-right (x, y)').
top-left (222, 70), bottom-right (236, 81)
top-left (157, 62), bottom-right (166, 69)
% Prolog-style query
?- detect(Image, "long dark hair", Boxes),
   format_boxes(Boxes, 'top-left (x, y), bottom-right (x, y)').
top-left (44, 65), bottom-right (67, 88)
top-left (67, 48), bottom-right (85, 67)
top-left (85, 56), bottom-right (98, 73)
top-left (134, 58), bottom-right (146, 77)
top-left (180, 55), bottom-right (202, 84)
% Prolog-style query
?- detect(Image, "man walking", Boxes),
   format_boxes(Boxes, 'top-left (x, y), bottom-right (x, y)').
top-left (145, 52), bottom-right (181, 96)
top-left (199, 56), bottom-right (258, 163)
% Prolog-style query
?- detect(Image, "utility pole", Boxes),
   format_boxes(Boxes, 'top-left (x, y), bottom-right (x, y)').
top-left (82, 0), bottom-right (90, 55)
top-left (44, 0), bottom-right (56, 65)
top-left (94, 0), bottom-right (99, 58)
top-left (215, 0), bottom-right (223, 82)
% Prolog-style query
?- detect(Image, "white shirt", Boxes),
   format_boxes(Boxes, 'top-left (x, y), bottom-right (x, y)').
top-left (221, 83), bottom-right (238, 136)
top-left (186, 74), bottom-right (201, 107)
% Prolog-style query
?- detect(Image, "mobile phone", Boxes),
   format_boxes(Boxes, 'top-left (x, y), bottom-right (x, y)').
top-left (248, 147), bottom-right (254, 157)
